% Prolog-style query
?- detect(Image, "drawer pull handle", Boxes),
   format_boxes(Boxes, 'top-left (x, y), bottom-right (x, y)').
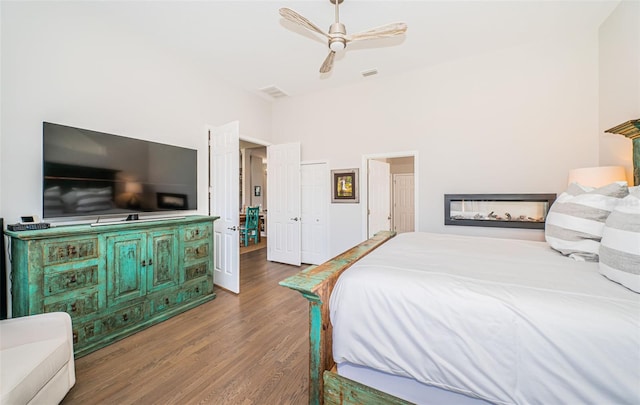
top-left (195, 286), bottom-right (200, 293)
top-left (69, 275), bottom-right (77, 283)
top-left (123, 313), bottom-right (129, 322)
top-left (71, 303), bottom-right (77, 312)
top-left (148, 259), bottom-right (153, 266)
top-left (165, 298), bottom-right (170, 305)
top-left (73, 332), bottom-right (78, 344)
top-left (141, 260), bottom-right (146, 267)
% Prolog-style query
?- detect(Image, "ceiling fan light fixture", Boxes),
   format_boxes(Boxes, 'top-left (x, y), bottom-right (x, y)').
top-left (329, 39), bottom-right (346, 51)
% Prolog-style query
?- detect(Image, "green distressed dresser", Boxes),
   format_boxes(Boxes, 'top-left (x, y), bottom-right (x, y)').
top-left (5, 215), bottom-right (218, 357)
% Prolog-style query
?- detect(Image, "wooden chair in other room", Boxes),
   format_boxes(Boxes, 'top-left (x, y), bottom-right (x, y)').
top-left (240, 206), bottom-right (260, 246)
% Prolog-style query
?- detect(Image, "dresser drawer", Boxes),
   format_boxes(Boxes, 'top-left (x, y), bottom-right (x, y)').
top-left (74, 303), bottom-right (146, 344)
top-left (183, 224), bottom-right (211, 242)
top-left (44, 265), bottom-right (99, 296)
top-left (180, 279), bottom-right (210, 301)
top-left (184, 261), bottom-right (208, 282)
top-left (150, 279), bottom-right (209, 315)
top-left (44, 290), bottom-right (100, 318)
top-left (43, 237), bottom-right (99, 266)
top-left (184, 242), bottom-right (209, 262)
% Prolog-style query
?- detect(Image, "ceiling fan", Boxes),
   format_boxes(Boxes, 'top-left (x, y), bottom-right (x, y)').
top-left (279, 0), bottom-right (408, 74)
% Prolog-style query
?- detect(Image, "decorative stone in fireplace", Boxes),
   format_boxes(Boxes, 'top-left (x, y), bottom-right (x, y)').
top-left (444, 194), bottom-right (557, 229)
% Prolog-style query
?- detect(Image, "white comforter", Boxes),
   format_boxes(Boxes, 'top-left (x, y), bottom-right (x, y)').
top-left (330, 232), bottom-right (640, 405)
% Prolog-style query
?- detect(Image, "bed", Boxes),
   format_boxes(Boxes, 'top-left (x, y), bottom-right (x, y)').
top-left (281, 230), bottom-right (640, 404)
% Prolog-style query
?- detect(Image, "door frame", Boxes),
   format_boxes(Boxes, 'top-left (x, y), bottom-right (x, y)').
top-left (361, 151), bottom-right (419, 240)
top-left (238, 135), bottom-right (271, 253)
top-left (239, 135), bottom-right (271, 148)
top-left (239, 134), bottom-right (271, 227)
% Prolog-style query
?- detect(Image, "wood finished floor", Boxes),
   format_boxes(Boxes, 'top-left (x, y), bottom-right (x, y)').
top-left (240, 236), bottom-right (267, 255)
top-left (61, 249), bottom-right (309, 405)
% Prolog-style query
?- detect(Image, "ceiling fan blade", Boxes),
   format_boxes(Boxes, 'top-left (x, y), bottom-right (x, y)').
top-left (346, 22), bottom-right (408, 42)
top-left (279, 8), bottom-right (330, 39)
top-left (319, 51), bottom-right (336, 74)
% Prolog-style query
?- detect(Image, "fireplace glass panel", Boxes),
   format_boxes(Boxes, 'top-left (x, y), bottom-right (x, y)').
top-left (444, 194), bottom-right (556, 229)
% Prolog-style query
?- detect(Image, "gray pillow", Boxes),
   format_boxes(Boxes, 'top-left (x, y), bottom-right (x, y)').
top-left (599, 188), bottom-right (640, 293)
top-left (545, 182), bottom-right (628, 261)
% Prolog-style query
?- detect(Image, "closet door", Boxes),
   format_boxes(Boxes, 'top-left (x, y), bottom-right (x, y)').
top-left (267, 143), bottom-right (301, 266)
top-left (301, 162), bottom-right (329, 265)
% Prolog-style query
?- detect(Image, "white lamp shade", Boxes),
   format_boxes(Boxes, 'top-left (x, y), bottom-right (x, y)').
top-left (568, 166), bottom-right (627, 187)
top-left (125, 181), bottom-right (143, 194)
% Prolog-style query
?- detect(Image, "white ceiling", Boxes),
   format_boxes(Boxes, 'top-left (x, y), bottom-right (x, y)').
top-left (92, 0), bottom-right (619, 100)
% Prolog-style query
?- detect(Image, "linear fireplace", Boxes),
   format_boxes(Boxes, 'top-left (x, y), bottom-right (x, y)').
top-left (444, 193), bottom-right (556, 229)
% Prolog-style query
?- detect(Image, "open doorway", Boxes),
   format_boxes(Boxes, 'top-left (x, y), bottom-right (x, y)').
top-left (239, 140), bottom-right (268, 256)
top-left (363, 153), bottom-right (417, 238)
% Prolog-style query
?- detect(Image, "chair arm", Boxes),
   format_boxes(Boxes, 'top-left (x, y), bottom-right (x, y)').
top-left (0, 312), bottom-right (73, 350)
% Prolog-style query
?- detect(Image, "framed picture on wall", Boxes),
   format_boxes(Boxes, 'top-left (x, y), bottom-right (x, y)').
top-left (331, 169), bottom-right (359, 203)
top-left (254, 186), bottom-right (261, 197)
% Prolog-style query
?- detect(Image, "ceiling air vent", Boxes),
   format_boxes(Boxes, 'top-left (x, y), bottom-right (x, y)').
top-left (361, 69), bottom-right (379, 78)
top-left (259, 85), bottom-right (288, 99)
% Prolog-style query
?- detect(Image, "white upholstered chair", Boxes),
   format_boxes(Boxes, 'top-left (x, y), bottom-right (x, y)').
top-left (0, 312), bottom-right (76, 404)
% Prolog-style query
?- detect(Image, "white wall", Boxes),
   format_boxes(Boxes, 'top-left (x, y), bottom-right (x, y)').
top-left (273, 34), bottom-right (602, 256)
top-left (2, 2), bottom-right (634, 261)
top-left (598, 0), bottom-right (640, 182)
top-left (0, 1), bottom-right (272, 225)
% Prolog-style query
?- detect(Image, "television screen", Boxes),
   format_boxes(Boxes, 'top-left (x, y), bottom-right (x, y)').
top-left (43, 122), bottom-right (197, 219)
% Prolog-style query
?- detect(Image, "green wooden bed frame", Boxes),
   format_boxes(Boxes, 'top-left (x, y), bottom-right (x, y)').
top-left (280, 231), bottom-right (413, 405)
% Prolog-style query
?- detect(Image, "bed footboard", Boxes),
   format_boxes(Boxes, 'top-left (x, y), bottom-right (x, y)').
top-left (280, 231), bottom-right (396, 405)
top-left (324, 369), bottom-right (413, 405)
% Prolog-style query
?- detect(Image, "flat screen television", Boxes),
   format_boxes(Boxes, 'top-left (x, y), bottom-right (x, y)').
top-left (43, 122), bottom-right (197, 220)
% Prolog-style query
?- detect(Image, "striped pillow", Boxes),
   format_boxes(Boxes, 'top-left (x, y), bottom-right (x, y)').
top-left (545, 182), bottom-right (629, 261)
top-left (599, 188), bottom-right (640, 293)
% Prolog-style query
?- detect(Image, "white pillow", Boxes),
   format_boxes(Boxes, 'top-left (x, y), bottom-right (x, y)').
top-left (545, 182), bottom-right (628, 261)
top-left (599, 188), bottom-right (640, 293)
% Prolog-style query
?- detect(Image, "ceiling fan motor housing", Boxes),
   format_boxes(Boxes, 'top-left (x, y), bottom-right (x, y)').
top-left (328, 22), bottom-right (347, 51)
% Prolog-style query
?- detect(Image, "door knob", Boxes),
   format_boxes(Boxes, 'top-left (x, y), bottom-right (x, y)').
top-left (290, 217), bottom-right (299, 221)
top-left (228, 226), bottom-right (237, 231)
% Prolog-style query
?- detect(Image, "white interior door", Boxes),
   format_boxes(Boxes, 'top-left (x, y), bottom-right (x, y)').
top-left (267, 143), bottom-right (301, 266)
top-left (368, 159), bottom-right (391, 238)
top-left (210, 121), bottom-right (240, 293)
top-left (301, 162), bottom-right (329, 265)
top-left (393, 173), bottom-right (415, 233)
